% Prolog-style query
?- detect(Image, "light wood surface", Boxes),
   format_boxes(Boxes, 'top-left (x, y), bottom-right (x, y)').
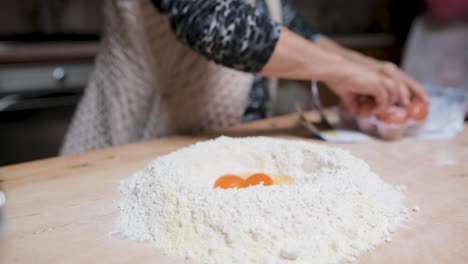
top-left (1, 112), bottom-right (467, 263)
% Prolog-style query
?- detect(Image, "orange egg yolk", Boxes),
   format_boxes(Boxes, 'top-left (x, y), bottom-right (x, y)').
top-left (245, 173), bottom-right (273, 187)
top-left (213, 173), bottom-right (285, 189)
top-left (213, 175), bottom-right (246, 189)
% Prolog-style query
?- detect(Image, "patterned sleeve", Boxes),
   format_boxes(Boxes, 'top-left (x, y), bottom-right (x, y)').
top-left (281, 0), bottom-right (322, 41)
top-left (151, 0), bottom-right (281, 73)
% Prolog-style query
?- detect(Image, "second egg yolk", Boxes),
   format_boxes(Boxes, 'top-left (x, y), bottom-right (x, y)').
top-left (245, 173), bottom-right (273, 187)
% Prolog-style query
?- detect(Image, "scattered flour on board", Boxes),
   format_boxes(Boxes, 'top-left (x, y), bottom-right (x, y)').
top-left (117, 137), bottom-right (410, 264)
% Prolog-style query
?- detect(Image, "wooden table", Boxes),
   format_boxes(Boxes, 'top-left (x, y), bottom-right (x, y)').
top-left (1, 113), bottom-right (467, 263)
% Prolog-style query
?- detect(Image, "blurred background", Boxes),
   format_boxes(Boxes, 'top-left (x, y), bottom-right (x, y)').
top-left (0, 0), bottom-right (466, 166)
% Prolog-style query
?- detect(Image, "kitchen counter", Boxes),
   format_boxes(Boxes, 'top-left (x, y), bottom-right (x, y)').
top-left (1, 112), bottom-right (467, 263)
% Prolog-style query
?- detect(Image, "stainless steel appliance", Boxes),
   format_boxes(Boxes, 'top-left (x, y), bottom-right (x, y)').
top-left (0, 0), bottom-right (101, 166)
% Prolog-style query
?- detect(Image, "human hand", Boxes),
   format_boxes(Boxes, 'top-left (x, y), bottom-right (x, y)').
top-left (373, 61), bottom-right (430, 105)
top-left (324, 61), bottom-right (418, 115)
top-left (259, 28), bottom-right (429, 114)
top-left (314, 38), bottom-right (430, 112)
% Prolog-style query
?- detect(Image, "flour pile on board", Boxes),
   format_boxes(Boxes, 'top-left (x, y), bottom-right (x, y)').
top-left (118, 137), bottom-right (409, 264)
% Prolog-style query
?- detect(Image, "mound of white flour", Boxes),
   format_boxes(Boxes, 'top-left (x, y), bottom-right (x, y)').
top-left (118, 137), bottom-right (409, 264)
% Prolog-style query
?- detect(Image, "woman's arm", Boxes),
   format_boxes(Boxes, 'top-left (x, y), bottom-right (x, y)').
top-left (260, 27), bottom-right (419, 114)
top-left (278, 0), bottom-right (428, 108)
top-left (152, 0), bottom-right (280, 73)
top-left (152, 0), bottom-right (428, 114)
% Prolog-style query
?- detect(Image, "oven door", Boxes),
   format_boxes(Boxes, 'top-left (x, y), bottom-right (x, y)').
top-left (0, 62), bottom-right (92, 166)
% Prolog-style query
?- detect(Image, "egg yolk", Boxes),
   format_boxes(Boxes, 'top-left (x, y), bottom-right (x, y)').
top-left (406, 100), bottom-right (428, 121)
top-left (377, 106), bottom-right (408, 124)
top-left (213, 174), bottom-right (246, 189)
top-left (245, 173), bottom-right (273, 187)
top-left (213, 173), bottom-right (292, 189)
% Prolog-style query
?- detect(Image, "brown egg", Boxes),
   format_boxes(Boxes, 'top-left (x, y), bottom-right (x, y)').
top-left (406, 100), bottom-right (429, 121)
top-left (377, 106), bottom-right (408, 124)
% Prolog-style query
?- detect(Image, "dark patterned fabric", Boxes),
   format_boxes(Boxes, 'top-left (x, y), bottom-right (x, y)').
top-left (153, 0), bottom-right (281, 73)
top-left (151, 0), bottom-right (319, 120)
top-left (242, 77), bottom-right (270, 121)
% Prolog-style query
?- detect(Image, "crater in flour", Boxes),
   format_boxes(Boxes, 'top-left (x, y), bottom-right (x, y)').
top-left (118, 136), bottom-right (409, 264)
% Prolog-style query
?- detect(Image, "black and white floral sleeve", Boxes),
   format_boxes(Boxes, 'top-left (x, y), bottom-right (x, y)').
top-left (152, 0), bottom-right (281, 73)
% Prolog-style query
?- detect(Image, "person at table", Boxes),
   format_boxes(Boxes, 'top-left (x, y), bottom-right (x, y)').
top-left (61, 0), bottom-right (429, 155)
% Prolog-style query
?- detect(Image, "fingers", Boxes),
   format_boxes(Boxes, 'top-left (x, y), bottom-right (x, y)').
top-left (381, 62), bottom-right (411, 105)
top-left (382, 76), bottom-right (399, 105)
top-left (382, 62), bottom-right (430, 104)
top-left (328, 61), bottom-right (429, 116)
top-left (398, 81), bottom-right (411, 105)
top-left (375, 77), bottom-right (391, 113)
top-left (401, 73), bottom-right (430, 104)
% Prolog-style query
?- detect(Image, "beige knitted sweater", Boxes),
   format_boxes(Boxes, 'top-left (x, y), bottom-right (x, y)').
top-left (61, 0), bottom-right (281, 155)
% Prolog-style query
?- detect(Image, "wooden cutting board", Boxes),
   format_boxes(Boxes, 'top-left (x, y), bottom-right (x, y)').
top-left (1, 113), bottom-right (467, 264)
